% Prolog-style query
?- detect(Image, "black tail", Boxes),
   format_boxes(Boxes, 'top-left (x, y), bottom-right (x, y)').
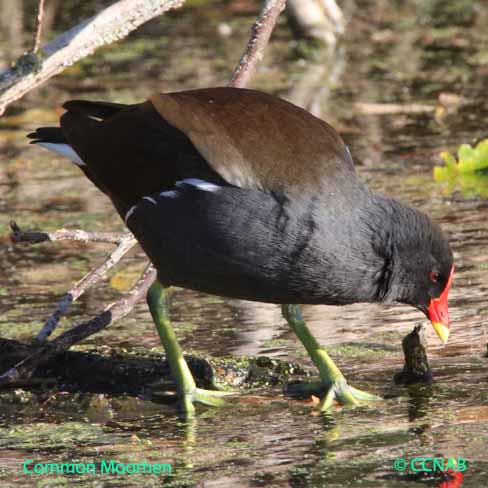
top-left (62, 100), bottom-right (128, 119)
top-left (27, 126), bottom-right (65, 144)
top-left (27, 100), bottom-right (128, 144)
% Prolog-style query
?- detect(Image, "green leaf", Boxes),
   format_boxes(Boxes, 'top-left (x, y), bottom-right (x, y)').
top-left (434, 138), bottom-right (488, 198)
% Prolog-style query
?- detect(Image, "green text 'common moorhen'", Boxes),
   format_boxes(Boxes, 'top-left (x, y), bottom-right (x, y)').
top-left (29, 87), bottom-right (454, 414)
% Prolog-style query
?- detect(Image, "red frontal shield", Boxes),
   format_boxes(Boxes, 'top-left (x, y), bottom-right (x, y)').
top-left (427, 266), bottom-right (454, 344)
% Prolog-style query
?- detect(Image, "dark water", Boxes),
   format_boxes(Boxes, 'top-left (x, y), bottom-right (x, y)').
top-left (0, 0), bottom-right (487, 486)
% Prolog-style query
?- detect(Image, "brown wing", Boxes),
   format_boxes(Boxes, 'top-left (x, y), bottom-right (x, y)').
top-left (149, 87), bottom-right (355, 197)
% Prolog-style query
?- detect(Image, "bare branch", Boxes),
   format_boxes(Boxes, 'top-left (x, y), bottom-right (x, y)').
top-left (10, 220), bottom-right (128, 245)
top-left (35, 234), bottom-right (137, 342)
top-left (354, 102), bottom-right (435, 115)
top-left (0, 0), bottom-right (185, 115)
top-left (10, 221), bottom-right (138, 342)
top-left (230, 0), bottom-right (287, 88)
top-left (32, 0), bottom-right (46, 53)
top-left (0, 264), bottom-right (156, 385)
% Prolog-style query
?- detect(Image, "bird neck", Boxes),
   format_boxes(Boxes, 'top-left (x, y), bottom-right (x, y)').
top-left (295, 191), bottom-right (428, 306)
top-left (358, 194), bottom-right (430, 304)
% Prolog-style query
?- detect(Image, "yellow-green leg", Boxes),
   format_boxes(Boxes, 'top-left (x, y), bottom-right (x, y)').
top-left (282, 304), bottom-right (381, 411)
top-left (147, 281), bottom-right (233, 414)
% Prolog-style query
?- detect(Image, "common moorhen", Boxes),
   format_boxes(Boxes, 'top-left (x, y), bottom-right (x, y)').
top-left (28, 87), bottom-right (454, 414)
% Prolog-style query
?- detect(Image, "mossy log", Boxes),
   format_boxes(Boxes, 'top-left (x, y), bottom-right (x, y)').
top-left (0, 338), bottom-right (309, 398)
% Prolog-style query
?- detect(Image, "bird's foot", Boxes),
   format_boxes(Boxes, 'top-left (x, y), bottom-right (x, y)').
top-left (179, 387), bottom-right (238, 415)
top-left (286, 377), bottom-right (381, 411)
top-left (192, 387), bottom-right (236, 405)
top-left (151, 384), bottom-right (238, 415)
top-left (319, 379), bottom-right (381, 411)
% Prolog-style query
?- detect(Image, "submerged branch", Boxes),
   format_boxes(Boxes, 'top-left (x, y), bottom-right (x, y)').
top-left (394, 324), bottom-right (432, 384)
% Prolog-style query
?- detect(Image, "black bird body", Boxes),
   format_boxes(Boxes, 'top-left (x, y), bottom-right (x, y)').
top-left (28, 88), bottom-right (452, 305)
top-left (29, 87), bottom-right (454, 412)
top-left (124, 184), bottom-right (384, 305)
top-left (29, 87), bottom-right (452, 311)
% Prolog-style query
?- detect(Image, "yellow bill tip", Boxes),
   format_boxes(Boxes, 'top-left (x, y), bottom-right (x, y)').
top-left (432, 321), bottom-right (450, 344)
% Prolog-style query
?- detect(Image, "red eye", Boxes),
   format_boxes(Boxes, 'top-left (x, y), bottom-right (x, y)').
top-left (430, 271), bottom-right (440, 283)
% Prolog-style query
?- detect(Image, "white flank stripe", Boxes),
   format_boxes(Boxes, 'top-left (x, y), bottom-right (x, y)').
top-left (37, 142), bottom-right (86, 167)
top-left (176, 178), bottom-right (220, 192)
top-left (124, 205), bottom-right (137, 224)
top-left (142, 196), bottom-right (157, 205)
top-left (159, 190), bottom-right (178, 198)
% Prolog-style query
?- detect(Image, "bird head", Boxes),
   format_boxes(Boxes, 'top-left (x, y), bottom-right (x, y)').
top-left (391, 212), bottom-right (454, 344)
top-left (372, 202), bottom-right (454, 344)
top-left (402, 258), bottom-right (454, 345)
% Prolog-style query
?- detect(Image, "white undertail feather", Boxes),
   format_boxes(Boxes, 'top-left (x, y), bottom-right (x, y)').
top-left (36, 142), bottom-right (86, 167)
top-left (124, 205), bottom-right (137, 224)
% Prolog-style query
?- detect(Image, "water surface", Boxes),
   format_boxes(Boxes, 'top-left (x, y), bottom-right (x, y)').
top-left (0, 1), bottom-right (487, 486)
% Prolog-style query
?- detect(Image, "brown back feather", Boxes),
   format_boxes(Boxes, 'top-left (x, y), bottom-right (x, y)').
top-left (149, 87), bottom-right (355, 198)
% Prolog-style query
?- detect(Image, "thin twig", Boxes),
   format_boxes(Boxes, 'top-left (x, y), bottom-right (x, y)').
top-left (10, 220), bottom-right (138, 342)
top-left (32, 0), bottom-right (46, 53)
top-left (35, 234), bottom-right (137, 342)
top-left (0, 265), bottom-right (156, 385)
top-left (354, 102), bottom-right (435, 115)
top-left (10, 220), bottom-right (128, 244)
top-left (230, 0), bottom-right (287, 88)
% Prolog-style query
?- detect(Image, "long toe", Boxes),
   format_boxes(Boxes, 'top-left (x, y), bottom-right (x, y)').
top-left (320, 380), bottom-right (381, 411)
top-left (191, 387), bottom-right (238, 408)
top-left (176, 388), bottom-right (240, 414)
top-left (285, 380), bottom-right (326, 398)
